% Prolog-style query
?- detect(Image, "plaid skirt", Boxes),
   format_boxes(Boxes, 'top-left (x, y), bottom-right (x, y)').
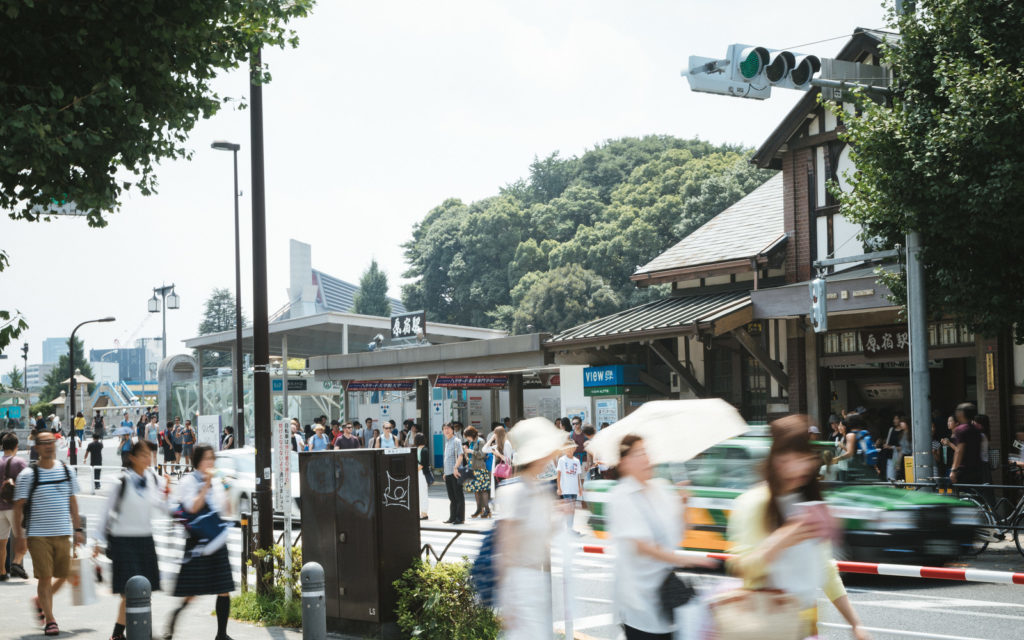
top-left (172, 538), bottom-right (235, 597)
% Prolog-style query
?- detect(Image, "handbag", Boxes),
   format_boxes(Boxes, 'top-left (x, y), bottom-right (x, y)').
top-left (658, 570), bottom-right (696, 618)
top-left (493, 461), bottom-right (511, 479)
top-left (457, 464), bottom-right (475, 483)
top-left (707, 588), bottom-right (803, 640)
top-left (69, 547), bottom-right (98, 606)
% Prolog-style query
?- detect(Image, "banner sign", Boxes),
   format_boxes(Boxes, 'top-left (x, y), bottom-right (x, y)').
top-left (434, 375), bottom-right (508, 388)
top-left (390, 311), bottom-right (426, 339)
top-left (859, 325), bottom-right (910, 357)
top-left (583, 365), bottom-right (642, 388)
top-left (272, 420), bottom-right (292, 512)
top-left (347, 380), bottom-right (415, 392)
top-left (196, 415), bottom-right (221, 448)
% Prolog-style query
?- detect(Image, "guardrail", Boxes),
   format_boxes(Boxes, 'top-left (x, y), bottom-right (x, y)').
top-left (580, 545), bottom-right (1024, 586)
top-left (420, 525), bottom-right (487, 563)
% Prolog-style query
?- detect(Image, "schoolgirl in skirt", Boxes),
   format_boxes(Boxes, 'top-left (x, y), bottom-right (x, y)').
top-left (164, 444), bottom-right (235, 640)
top-left (94, 440), bottom-right (168, 640)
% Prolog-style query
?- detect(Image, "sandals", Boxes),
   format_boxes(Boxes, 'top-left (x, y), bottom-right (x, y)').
top-left (44, 621), bottom-right (60, 636)
top-left (32, 597), bottom-right (44, 624)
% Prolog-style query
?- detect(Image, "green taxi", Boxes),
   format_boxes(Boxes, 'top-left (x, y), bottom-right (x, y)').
top-left (584, 435), bottom-right (980, 565)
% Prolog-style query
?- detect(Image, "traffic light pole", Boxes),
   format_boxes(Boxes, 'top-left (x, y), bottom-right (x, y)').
top-left (249, 46), bottom-right (274, 596)
top-left (906, 232), bottom-right (933, 484)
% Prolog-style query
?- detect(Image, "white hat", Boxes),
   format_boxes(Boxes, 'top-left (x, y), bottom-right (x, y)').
top-left (507, 417), bottom-right (568, 466)
top-left (808, 425), bottom-right (821, 434)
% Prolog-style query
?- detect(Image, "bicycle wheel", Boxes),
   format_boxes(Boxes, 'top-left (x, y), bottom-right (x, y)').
top-left (1013, 513), bottom-right (1024, 559)
top-left (960, 494), bottom-right (995, 556)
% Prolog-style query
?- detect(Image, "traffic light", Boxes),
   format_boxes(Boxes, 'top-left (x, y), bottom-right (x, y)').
top-left (809, 278), bottom-right (828, 333)
top-left (729, 44), bottom-right (820, 91)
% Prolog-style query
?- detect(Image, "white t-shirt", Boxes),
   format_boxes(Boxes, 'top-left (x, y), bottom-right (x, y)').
top-left (556, 455), bottom-right (582, 496)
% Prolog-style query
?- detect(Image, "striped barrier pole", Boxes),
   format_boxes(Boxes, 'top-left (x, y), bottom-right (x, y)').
top-left (579, 545), bottom-right (1024, 585)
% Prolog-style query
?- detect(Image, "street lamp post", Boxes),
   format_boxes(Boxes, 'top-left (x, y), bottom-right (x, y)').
top-left (68, 317), bottom-right (116, 432)
top-left (147, 284), bottom-right (180, 361)
top-left (211, 140), bottom-right (245, 448)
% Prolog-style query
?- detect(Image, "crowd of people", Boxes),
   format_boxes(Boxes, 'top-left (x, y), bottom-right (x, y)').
top-left (818, 401), bottom-right (997, 486)
top-left (0, 419), bottom-right (237, 639)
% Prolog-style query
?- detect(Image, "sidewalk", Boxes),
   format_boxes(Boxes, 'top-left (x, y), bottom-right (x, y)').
top-left (0, 559), bottom-right (361, 640)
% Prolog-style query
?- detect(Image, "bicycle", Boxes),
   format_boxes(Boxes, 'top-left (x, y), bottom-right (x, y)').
top-left (954, 464), bottom-right (1024, 558)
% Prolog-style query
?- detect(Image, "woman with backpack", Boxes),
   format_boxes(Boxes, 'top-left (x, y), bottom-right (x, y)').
top-left (94, 441), bottom-right (168, 640)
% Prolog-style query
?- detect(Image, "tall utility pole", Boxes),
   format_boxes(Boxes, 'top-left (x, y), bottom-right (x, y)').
top-left (897, 0), bottom-right (932, 484)
top-left (249, 46), bottom-right (274, 596)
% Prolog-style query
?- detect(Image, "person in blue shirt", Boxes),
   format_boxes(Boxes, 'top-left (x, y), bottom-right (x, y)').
top-left (308, 425), bottom-right (331, 451)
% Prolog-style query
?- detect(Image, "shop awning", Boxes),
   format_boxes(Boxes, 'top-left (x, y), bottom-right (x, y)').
top-left (545, 290), bottom-right (753, 349)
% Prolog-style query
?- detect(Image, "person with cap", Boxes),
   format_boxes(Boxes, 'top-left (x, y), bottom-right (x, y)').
top-left (496, 417), bottom-right (569, 640)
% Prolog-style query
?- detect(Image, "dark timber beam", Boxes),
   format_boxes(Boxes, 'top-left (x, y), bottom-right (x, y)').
top-left (731, 328), bottom-right (789, 390)
top-left (638, 371), bottom-right (671, 398)
top-left (648, 340), bottom-right (707, 398)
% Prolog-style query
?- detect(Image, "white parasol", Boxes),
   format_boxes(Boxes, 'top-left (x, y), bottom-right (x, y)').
top-left (586, 398), bottom-right (750, 466)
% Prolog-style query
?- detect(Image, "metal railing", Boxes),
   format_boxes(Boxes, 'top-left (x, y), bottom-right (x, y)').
top-left (420, 525), bottom-right (487, 563)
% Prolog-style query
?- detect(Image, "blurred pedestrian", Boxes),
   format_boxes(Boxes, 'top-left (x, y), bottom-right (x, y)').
top-left (12, 430), bottom-right (84, 636)
top-left (164, 445), bottom-right (234, 640)
top-left (73, 412), bottom-right (85, 440)
top-left (463, 427), bottom-right (491, 519)
top-left (496, 417), bottom-right (567, 640)
top-left (63, 431), bottom-right (81, 467)
top-left (483, 426), bottom-right (513, 493)
top-left (949, 402), bottom-right (983, 485)
top-left (170, 417), bottom-right (183, 463)
top-left (415, 433), bottom-right (431, 520)
top-left (442, 423), bottom-right (466, 524)
top-left (555, 445), bottom-right (582, 534)
top-left (181, 420), bottom-right (197, 462)
top-left (379, 423), bottom-right (398, 449)
top-left (160, 421), bottom-right (176, 466)
top-left (726, 415), bottom-right (869, 640)
top-left (333, 423), bottom-right (360, 449)
top-left (369, 428), bottom-right (382, 448)
top-left (608, 435), bottom-right (716, 639)
top-left (290, 419), bottom-right (305, 452)
top-left (94, 441), bottom-right (168, 640)
top-left (118, 430), bottom-right (133, 469)
top-left (92, 411), bottom-right (106, 439)
top-left (85, 433), bottom-right (104, 490)
top-left (0, 432), bottom-right (29, 581)
top-left (221, 426), bottom-right (235, 451)
top-left (570, 417), bottom-right (586, 466)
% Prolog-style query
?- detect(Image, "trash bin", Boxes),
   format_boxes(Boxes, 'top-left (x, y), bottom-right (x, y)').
top-left (299, 448), bottom-right (420, 638)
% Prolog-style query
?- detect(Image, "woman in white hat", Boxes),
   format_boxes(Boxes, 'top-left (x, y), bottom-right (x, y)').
top-left (496, 417), bottom-right (568, 640)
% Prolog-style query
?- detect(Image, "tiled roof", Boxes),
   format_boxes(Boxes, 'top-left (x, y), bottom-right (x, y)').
top-left (633, 174), bottom-right (785, 277)
top-left (313, 270), bottom-right (406, 315)
top-left (546, 290), bottom-right (750, 347)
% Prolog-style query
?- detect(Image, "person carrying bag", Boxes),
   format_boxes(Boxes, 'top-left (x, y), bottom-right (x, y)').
top-left (722, 416), bottom-right (870, 640)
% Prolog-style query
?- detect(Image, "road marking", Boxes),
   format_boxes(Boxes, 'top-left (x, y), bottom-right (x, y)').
top-left (554, 613), bottom-right (614, 632)
top-left (851, 600), bottom-right (1024, 622)
top-left (847, 587), bottom-right (1024, 608)
top-left (818, 622), bottom-right (991, 640)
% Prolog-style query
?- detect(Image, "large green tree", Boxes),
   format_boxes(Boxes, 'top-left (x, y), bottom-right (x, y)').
top-left (506, 265), bottom-right (621, 335)
top-left (404, 136), bottom-right (773, 332)
top-left (197, 287), bottom-right (247, 370)
top-left (352, 260), bottom-right (392, 317)
top-left (836, 1), bottom-right (1024, 339)
top-left (1, 366), bottom-right (23, 392)
top-left (39, 337), bottom-right (95, 405)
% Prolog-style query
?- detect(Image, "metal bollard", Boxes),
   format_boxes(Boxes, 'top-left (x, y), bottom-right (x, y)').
top-left (125, 575), bottom-right (152, 640)
top-left (300, 562), bottom-right (327, 640)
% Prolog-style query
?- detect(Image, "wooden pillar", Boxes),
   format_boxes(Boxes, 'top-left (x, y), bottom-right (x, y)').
top-left (508, 374), bottom-right (524, 423)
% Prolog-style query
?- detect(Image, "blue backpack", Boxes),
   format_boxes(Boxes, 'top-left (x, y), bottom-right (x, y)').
top-left (469, 526), bottom-right (498, 608)
top-left (857, 430), bottom-right (878, 466)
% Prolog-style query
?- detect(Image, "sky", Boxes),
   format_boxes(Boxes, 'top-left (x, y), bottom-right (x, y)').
top-left (2, 0), bottom-right (889, 370)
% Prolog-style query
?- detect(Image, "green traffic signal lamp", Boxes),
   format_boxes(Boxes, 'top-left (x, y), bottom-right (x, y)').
top-left (739, 46), bottom-right (769, 79)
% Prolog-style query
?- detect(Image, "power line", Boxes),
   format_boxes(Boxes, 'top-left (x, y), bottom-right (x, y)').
top-left (783, 27), bottom-right (890, 51)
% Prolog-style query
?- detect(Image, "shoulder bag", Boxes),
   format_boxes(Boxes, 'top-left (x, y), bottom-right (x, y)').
top-left (706, 588), bottom-right (803, 640)
top-left (637, 487), bottom-right (696, 619)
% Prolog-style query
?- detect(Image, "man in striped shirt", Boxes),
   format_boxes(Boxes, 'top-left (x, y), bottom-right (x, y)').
top-left (13, 431), bottom-right (83, 636)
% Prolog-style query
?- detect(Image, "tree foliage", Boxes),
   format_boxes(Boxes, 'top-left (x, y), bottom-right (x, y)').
top-left (197, 287), bottom-right (247, 370)
top-left (39, 337), bottom-right (95, 405)
top-left (352, 259), bottom-right (392, 317)
top-left (836, 1), bottom-right (1024, 340)
top-left (1, 0), bottom-right (313, 226)
top-left (5, 367), bottom-right (24, 391)
top-left (0, 250), bottom-right (27, 356)
top-left (403, 135), bottom-right (774, 333)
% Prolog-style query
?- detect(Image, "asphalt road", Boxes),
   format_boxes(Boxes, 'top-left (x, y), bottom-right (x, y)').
top-left (63, 459), bottom-right (1024, 640)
